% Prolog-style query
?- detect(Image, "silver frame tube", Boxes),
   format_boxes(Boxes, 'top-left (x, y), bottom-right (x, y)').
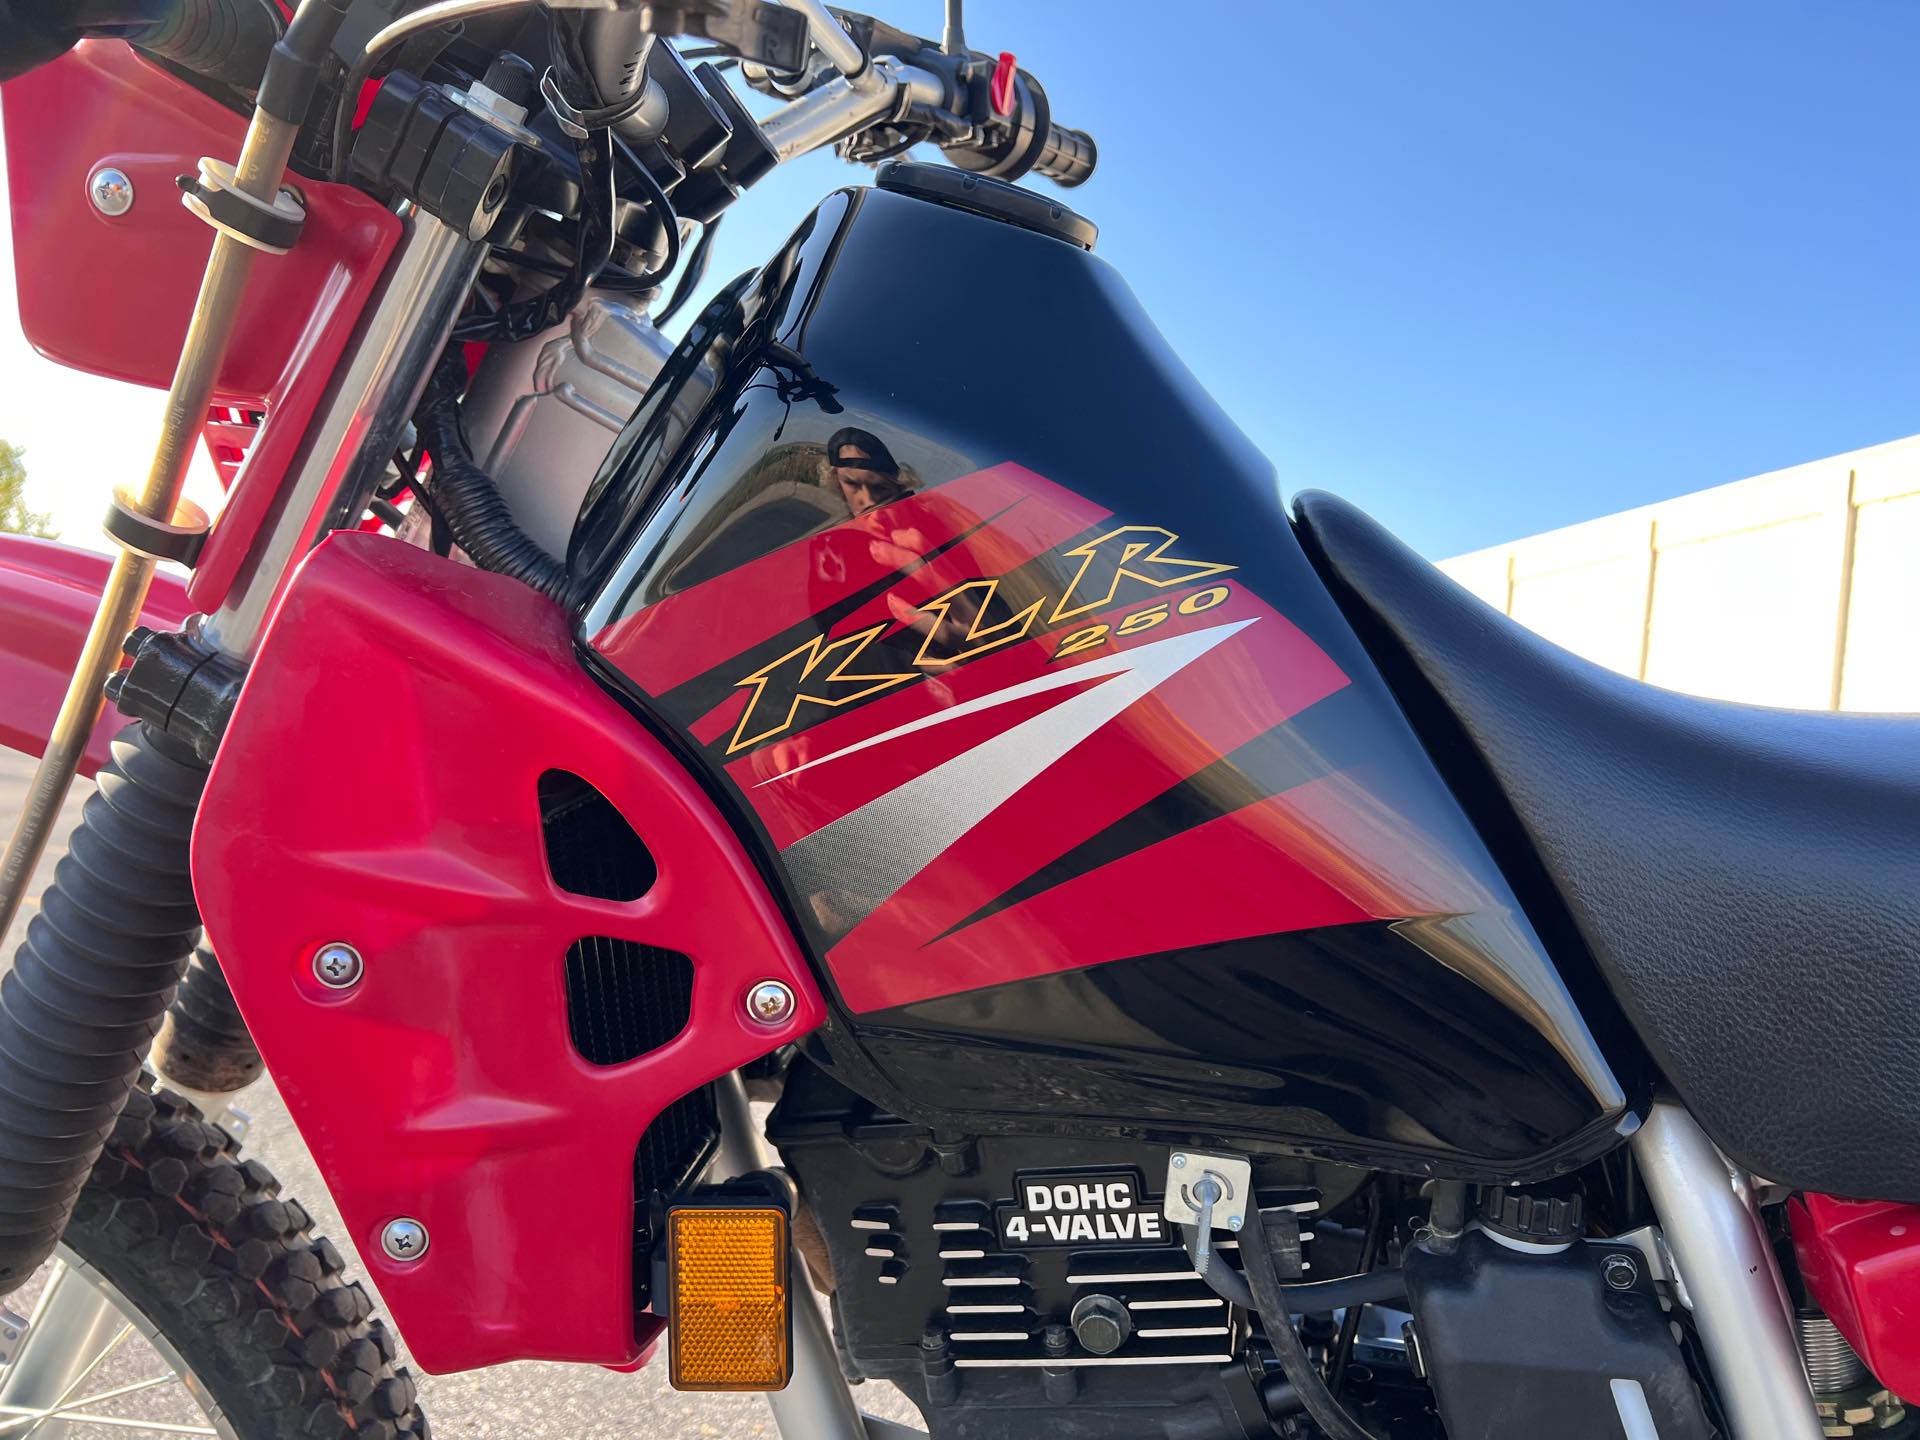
top-left (713, 1074), bottom-right (922, 1440)
top-left (1631, 1101), bottom-right (1822, 1440)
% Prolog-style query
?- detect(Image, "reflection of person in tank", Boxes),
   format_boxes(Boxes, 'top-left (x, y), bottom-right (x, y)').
top-left (825, 427), bottom-right (912, 516)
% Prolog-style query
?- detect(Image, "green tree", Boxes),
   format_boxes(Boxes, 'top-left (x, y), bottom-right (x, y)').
top-left (0, 441), bottom-right (56, 539)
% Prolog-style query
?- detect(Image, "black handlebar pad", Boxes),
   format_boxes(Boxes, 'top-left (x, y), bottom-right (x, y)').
top-left (0, 0), bottom-right (282, 91)
top-left (118, 0), bottom-right (285, 92)
top-left (1032, 121), bottom-right (1096, 188)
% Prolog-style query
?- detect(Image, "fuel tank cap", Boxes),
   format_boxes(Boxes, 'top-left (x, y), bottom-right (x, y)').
top-left (876, 161), bottom-right (1097, 250)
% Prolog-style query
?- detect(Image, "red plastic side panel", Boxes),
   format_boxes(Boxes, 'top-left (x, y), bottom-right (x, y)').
top-left (191, 535), bottom-right (826, 1373)
top-left (0, 536), bottom-right (192, 774)
top-left (0, 42), bottom-right (397, 398)
top-left (1, 41), bottom-right (403, 611)
top-left (1790, 1193), bottom-right (1920, 1402)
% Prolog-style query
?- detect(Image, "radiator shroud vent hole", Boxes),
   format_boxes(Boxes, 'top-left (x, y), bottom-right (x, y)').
top-left (539, 769), bottom-right (656, 902)
top-left (564, 938), bottom-right (695, 1066)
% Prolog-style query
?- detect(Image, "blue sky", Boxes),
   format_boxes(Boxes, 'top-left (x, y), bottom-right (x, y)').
top-left (4, 3), bottom-right (1914, 558)
top-left (673, 0), bottom-right (1920, 557)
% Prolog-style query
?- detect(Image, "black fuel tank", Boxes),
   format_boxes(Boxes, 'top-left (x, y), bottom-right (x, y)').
top-left (572, 167), bottom-right (1642, 1181)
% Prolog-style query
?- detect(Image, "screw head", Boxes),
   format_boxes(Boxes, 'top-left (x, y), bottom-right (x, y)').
top-left (1602, 1253), bottom-right (1639, 1290)
top-left (381, 1218), bottom-right (429, 1262)
top-left (1171, 1154), bottom-right (1188, 1170)
top-left (88, 167), bottom-right (134, 217)
top-left (744, 980), bottom-right (795, 1026)
top-left (1229, 1215), bottom-right (1244, 1232)
top-left (312, 943), bottom-right (363, 989)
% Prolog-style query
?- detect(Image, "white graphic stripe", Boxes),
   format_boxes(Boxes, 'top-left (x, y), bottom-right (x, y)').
top-left (778, 619), bottom-right (1256, 923)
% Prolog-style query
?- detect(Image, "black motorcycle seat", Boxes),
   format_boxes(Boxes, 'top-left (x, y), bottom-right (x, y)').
top-left (1292, 489), bottom-right (1920, 1201)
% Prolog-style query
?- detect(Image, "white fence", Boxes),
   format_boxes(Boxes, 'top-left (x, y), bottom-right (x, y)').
top-left (1438, 434), bottom-right (1920, 713)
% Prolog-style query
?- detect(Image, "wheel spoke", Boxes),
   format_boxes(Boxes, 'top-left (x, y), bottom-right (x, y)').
top-left (2, 1314), bottom-right (133, 1438)
top-left (0, 1371), bottom-right (179, 1421)
top-left (0, 1261), bottom-right (128, 1414)
top-left (18, 1418), bottom-right (216, 1436)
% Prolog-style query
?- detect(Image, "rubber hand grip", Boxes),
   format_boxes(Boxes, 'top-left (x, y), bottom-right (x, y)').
top-left (1031, 122), bottom-right (1097, 188)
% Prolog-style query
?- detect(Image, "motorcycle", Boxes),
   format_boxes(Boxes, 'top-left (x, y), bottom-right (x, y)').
top-left (0, 2), bottom-right (1913, 1437)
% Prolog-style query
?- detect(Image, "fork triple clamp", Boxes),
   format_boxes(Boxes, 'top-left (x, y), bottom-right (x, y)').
top-left (105, 623), bottom-right (247, 765)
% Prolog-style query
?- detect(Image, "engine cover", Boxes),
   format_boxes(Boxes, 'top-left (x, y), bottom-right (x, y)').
top-left (769, 1063), bottom-right (1332, 1439)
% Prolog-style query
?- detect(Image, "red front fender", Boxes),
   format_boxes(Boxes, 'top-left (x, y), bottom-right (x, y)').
top-left (0, 534), bottom-right (193, 773)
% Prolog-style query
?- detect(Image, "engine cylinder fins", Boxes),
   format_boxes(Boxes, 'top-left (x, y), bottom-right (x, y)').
top-left (1795, 1311), bottom-right (1909, 1436)
top-left (1795, 1310), bottom-right (1868, 1392)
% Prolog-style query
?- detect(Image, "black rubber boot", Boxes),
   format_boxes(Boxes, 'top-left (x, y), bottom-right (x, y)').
top-left (0, 721), bottom-right (207, 1293)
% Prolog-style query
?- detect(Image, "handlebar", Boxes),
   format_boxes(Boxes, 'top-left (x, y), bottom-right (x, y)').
top-left (757, 58), bottom-right (945, 163)
top-left (742, 5), bottom-right (1098, 189)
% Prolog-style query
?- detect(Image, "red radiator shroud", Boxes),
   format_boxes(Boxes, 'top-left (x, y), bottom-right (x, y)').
top-left (192, 535), bottom-right (824, 1373)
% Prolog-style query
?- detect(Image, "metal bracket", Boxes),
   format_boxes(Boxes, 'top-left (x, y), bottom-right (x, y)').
top-left (0, 1306), bottom-right (25, 1367)
top-left (1162, 1151), bottom-right (1253, 1233)
top-left (1612, 1223), bottom-right (1693, 1311)
top-left (540, 67), bottom-right (655, 140)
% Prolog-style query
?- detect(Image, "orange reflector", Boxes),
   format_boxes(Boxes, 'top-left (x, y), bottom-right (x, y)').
top-left (666, 1206), bottom-right (791, 1392)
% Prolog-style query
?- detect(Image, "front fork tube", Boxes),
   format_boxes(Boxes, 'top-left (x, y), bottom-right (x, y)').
top-left (1632, 1100), bottom-right (1823, 1440)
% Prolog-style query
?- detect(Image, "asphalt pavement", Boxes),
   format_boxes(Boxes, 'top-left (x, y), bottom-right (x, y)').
top-left (0, 745), bottom-right (919, 1438)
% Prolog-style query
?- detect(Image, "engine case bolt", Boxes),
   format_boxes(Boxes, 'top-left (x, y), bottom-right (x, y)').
top-left (312, 943), bottom-right (363, 989)
top-left (745, 979), bottom-right (795, 1026)
top-left (1070, 1294), bottom-right (1132, 1356)
top-left (88, 166), bottom-right (134, 217)
top-left (1602, 1252), bottom-right (1639, 1290)
top-left (381, 1218), bottom-right (429, 1262)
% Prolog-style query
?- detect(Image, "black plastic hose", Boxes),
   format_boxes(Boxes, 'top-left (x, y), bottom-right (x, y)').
top-left (0, 723), bottom-right (208, 1293)
top-left (1181, 1221), bottom-right (1407, 1314)
top-left (1235, 1212), bottom-right (1387, 1440)
top-left (413, 354), bottom-right (573, 605)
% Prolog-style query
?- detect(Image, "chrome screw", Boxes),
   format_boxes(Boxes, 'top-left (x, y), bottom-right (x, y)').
top-left (88, 167), bottom-right (134, 217)
top-left (1229, 1215), bottom-right (1244, 1232)
top-left (1602, 1253), bottom-right (1639, 1290)
top-left (381, 1218), bottom-right (429, 1262)
top-left (1171, 1154), bottom-right (1188, 1170)
top-left (0, 1305), bottom-right (25, 1366)
top-left (744, 980), bottom-right (795, 1026)
top-left (312, 943), bottom-right (363, 989)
